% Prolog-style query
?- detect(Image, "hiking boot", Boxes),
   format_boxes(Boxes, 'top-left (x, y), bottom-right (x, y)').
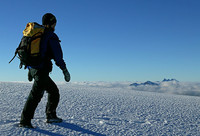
top-left (46, 116), bottom-right (62, 123)
top-left (19, 122), bottom-right (34, 128)
top-left (46, 112), bottom-right (63, 123)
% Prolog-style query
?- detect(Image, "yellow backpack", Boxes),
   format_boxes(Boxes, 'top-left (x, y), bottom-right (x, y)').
top-left (9, 22), bottom-right (45, 69)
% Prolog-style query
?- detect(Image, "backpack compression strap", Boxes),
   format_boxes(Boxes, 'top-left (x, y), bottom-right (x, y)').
top-left (9, 42), bottom-right (21, 63)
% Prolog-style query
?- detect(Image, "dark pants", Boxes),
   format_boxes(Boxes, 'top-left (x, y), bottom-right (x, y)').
top-left (20, 69), bottom-right (60, 123)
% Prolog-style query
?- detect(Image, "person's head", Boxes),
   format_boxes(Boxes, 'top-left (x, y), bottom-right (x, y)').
top-left (42, 13), bottom-right (57, 31)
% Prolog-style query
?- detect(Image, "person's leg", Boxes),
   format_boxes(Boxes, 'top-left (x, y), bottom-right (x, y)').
top-left (20, 69), bottom-right (48, 126)
top-left (45, 77), bottom-right (62, 123)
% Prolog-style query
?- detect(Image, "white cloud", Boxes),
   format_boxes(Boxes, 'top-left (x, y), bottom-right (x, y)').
top-left (130, 81), bottom-right (200, 97)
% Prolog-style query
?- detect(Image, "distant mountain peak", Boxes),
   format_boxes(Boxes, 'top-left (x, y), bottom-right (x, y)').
top-left (162, 78), bottom-right (179, 82)
top-left (130, 78), bottom-right (179, 87)
top-left (130, 81), bottom-right (159, 87)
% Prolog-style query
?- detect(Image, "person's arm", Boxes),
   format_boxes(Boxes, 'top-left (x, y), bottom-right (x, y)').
top-left (49, 33), bottom-right (70, 82)
top-left (49, 33), bottom-right (66, 70)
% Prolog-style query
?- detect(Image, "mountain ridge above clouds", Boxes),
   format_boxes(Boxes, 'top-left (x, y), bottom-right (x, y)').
top-left (130, 78), bottom-right (179, 87)
top-left (162, 78), bottom-right (179, 82)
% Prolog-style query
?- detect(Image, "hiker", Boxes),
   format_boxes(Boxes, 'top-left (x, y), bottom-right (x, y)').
top-left (19, 13), bottom-right (70, 128)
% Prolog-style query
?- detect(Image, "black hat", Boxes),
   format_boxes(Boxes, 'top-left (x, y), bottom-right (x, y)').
top-left (42, 13), bottom-right (57, 25)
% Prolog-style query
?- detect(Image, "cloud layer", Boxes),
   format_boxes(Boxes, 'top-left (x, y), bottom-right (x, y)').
top-left (65, 80), bottom-right (200, 97)
top-left (129, 81), bottom-right (200, 97)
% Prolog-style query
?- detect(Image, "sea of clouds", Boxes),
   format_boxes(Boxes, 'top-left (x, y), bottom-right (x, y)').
top-left (60, 80), bottom-right (200, 97)
top-left (130, 81), bottom-right (200, 97)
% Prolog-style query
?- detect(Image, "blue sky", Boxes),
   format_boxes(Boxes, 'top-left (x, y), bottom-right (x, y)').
top-left (1, 0), bottom-right (200, 82)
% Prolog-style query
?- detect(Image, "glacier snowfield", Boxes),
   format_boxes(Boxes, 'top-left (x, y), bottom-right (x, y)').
top-left (0, 81), bottom-right (200, 136)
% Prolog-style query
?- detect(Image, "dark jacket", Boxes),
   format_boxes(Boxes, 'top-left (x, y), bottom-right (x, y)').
top-left (30, 28), bottom-right (66, 72)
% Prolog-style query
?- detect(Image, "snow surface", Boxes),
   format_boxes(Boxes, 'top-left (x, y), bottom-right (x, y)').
top-left (1, 81), bottom-right (200, 136)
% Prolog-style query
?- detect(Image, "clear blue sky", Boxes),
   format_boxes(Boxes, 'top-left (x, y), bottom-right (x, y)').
top-left (1, 0), bottom-right (200, 82)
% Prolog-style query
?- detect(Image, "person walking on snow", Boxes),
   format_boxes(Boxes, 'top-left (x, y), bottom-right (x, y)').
top-left (19, 13), bottom-right (71, 128)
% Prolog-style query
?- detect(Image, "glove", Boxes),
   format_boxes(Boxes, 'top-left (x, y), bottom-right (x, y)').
top-left (63, 68), bottom-right (70, 82)
top-left (28, 70), bottom-right (33, 82)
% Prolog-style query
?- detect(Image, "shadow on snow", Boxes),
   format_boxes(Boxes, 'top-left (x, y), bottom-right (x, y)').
top-left (33, 121), bottom-right (106, 136)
